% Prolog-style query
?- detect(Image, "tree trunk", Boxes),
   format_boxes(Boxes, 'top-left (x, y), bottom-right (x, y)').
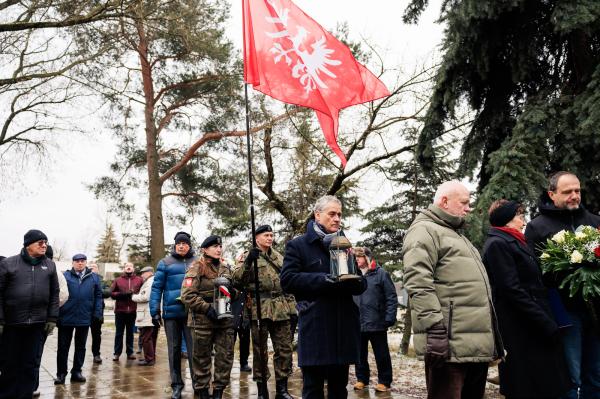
top-left (136, 17), bottom-right (165, 267)
top-left (400, 298), bottom-right (412, 355)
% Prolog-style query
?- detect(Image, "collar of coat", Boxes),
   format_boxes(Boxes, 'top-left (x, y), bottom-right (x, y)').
top-left (69, 267), bottom-right (93, 279)
top-left (423, 204), bottom-right (465, 230)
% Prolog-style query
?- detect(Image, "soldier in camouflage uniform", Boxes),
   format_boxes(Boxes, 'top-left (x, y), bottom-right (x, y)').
top-left (180, 235), bottom-right (236, 399)
top-left (232, 225), bottom-right (296, 399)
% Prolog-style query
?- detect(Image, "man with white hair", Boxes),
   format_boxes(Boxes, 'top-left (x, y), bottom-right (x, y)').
top-left (281, 195), bottom-right (367, 399)
top-left (402, 181), bottom-right (502, 399)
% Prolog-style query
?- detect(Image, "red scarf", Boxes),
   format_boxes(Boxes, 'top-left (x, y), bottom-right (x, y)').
top-left (494, 226), bottom-right (527, 246)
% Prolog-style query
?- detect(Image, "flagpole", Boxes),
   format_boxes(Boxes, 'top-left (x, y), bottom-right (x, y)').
top-left (244, 83), bottom-right (270, 399)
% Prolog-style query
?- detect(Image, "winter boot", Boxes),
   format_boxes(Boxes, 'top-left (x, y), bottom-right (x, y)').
top-left (256, 381), bottom-right (267, 399)
top-left (275, 378), bottom-right (294, 399)
top-left (212, 387), bottom-right (224, 399)
top-left (195, 388), bottom-right (210, 399)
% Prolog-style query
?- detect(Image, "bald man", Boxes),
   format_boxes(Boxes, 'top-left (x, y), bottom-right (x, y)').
top-left (402, 181), bottom-right (502, 399)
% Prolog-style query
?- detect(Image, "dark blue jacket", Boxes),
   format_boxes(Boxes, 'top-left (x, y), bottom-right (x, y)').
top-left (280, 220), bottom-right (367, 367)
top-left (150, 252), bottom-right (196, 319)
top-left (59, 268), bottom-right (102, 327)
top-left (354, 265), bottom-right (397, 332)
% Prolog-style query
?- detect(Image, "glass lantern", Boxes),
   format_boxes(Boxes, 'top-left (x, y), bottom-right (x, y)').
top-left (213, 277), bottom-right (233, 319)
top-left (329, 235), bottom-right (360, 281)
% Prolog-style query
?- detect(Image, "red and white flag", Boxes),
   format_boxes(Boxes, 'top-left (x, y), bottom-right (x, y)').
top-left (219, 285), bottom-right (232, 298)
top-left (243, 0), bottom-right (390, 167)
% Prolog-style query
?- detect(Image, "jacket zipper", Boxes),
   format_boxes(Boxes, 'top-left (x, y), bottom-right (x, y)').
top-left (448, 299), bottom-right (454, 339)
top-left (29, 265), bottom-right (35, 324)
top-left (127, 277), bottom-right (131, 312)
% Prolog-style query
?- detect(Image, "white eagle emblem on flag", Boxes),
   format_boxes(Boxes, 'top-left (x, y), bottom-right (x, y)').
top-left (265, 0), bottom-right (342, 93)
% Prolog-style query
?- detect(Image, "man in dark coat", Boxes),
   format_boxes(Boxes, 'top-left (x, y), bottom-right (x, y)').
top-left (89, 262), bottom-right (110, 364)
top-left (352, 247), bottom-right (397, 393)
top-left (0, 229), bottom-right (59, 399)
top-left (525, 171), bottom-right (600, 398)
top-left (281, 195), bottom-right (367, 399)
top-left (54, 253), bottom-right (103, 385)
top-left (484, 199), bottom-right (570, 398)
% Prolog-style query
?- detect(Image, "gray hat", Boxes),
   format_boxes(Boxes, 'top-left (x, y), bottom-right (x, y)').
top-left (140, 266), bottom-right (154, 273)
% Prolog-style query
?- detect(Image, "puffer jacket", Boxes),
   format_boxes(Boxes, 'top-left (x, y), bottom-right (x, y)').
top-left (111, 274), bottom-right (143, 314)
top-left (59, 268), bottom-right (103, 327)
top-left (133, 276), bottom-right (154, 327)
top-left (354, 265), bottom-right (398, 332)
top-left (150, 251), bottom-right (196, 319)
top-left (402, 205), bottom-right (500, 363)
top-left (0, 250), bottom-right (59, 325)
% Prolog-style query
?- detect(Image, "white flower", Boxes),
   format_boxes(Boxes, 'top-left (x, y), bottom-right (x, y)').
top-left (540, 253), bottom-right (550, 260)
top-left (570, 250), bottom-right (584, 264)
top-left (575, 231), bottom-right (587, 240)
top-left (552, 230), bottom-right (567, 243)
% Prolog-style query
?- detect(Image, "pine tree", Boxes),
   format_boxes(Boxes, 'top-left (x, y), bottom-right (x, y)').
top-left (96, 224), bottom-right (120, 263)
top-left (404, 0), bottom-right (600, 244)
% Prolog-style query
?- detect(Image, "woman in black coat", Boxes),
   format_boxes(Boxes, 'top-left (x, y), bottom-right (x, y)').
top-left (482, 199), bottom-right (571, 399)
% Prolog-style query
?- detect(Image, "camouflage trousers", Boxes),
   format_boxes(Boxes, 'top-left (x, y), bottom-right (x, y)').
top-left (191, 326), bottom-right (235, 390)
top-left (251, 319), bottom-right (293, 382)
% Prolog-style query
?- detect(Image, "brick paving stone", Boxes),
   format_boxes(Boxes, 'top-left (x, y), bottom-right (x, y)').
top-left (38, 324), bottom-right (495, 398)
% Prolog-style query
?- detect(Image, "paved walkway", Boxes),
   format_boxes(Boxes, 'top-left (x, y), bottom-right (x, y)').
top-left (38, 326), bottom-right (405, 398)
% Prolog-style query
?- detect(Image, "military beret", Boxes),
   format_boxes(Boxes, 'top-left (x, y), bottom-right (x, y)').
top-left (255, 224), bottom-right (273, 236)
top-left (200, 235), bottom-right (222, 248)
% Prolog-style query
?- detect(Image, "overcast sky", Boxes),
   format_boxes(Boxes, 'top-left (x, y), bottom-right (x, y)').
top-left (0, 1), bottom-right (444, 260)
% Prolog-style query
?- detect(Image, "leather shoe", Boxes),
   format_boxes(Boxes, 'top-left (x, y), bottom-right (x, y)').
top-left (32, 390), bottom-right (40, 397)
top-left (112, 354), bottom-right (120, 361)
top-left (70, 372), bottom-right (86, 383)
top-left (127, 354), bottom-right (136, 360)
top-left (93, 355), bottom-right (102, 364)
top-left (54, 374), bottom-right (66, 385)
top-left (240, 363), bottom-right (252, 372)
top-left (171, 385), bottom-right (183, 399)
top-left (138, 359), bottom-right (155, 366)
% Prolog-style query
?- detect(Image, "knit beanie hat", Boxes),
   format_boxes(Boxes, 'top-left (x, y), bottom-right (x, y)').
top-left (174, 231), bottom-right (192, 246)
top-left (23, 229), bottom-right (48, 247)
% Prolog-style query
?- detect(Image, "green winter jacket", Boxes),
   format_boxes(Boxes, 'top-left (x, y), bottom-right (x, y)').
top-left (402, 205), bottom-right (499, 363)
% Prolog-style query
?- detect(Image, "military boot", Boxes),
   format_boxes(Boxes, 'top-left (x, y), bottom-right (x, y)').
top-left (256, 381), bottom-right (267, 399)
top-left (275, 378), bottom-right (294, 399)
top-left (195, 388), bottom-right (210, 399)
top-left (212, 388), bottom-right (224, 399)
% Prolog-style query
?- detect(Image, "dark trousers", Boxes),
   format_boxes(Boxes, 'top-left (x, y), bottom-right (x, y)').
top-left (57, 325), bottom-right (89, 375)
top-left (234, 323), bottom-right (250, 366)
top-left (33, 332), bottom-right (48, 390)
top-left (355, 330), bottom-right (393, 386)
top-left (424, 361), bottom-right (488, 399)
top-left (164, 318), bottom-right (194, 389)
top-left (90, 317), bottom-right (102, 356)
top-left (302, 364), bottom-right (349, 399)
top-left (0, 324), bottom-right (45, 399)
top-left (139, 326), bottom-right (159, 362)
top-left (114, 312), bottom-right (136, 356)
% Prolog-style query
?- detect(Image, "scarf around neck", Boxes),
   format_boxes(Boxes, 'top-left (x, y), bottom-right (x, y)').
top-left (313, 222), bottom-right (340, 248)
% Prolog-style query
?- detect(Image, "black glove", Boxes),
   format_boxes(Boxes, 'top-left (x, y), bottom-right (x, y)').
top-left (245, 248), bottom-right (261, 269)
top-left (425, 321), bottom-right (449, 368)
top-left (44, 321), bottom-right (56, 336)
top-left (324, 274), bottom-right (338, 284)
top-left (94, 316), bottom-right (104, 325)
top-left (152, 313), bottom-right (163, 327)
top-left (206, 306), bottom-right (219, 321)
top-left (385, 319), bottom-right (396, 328)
